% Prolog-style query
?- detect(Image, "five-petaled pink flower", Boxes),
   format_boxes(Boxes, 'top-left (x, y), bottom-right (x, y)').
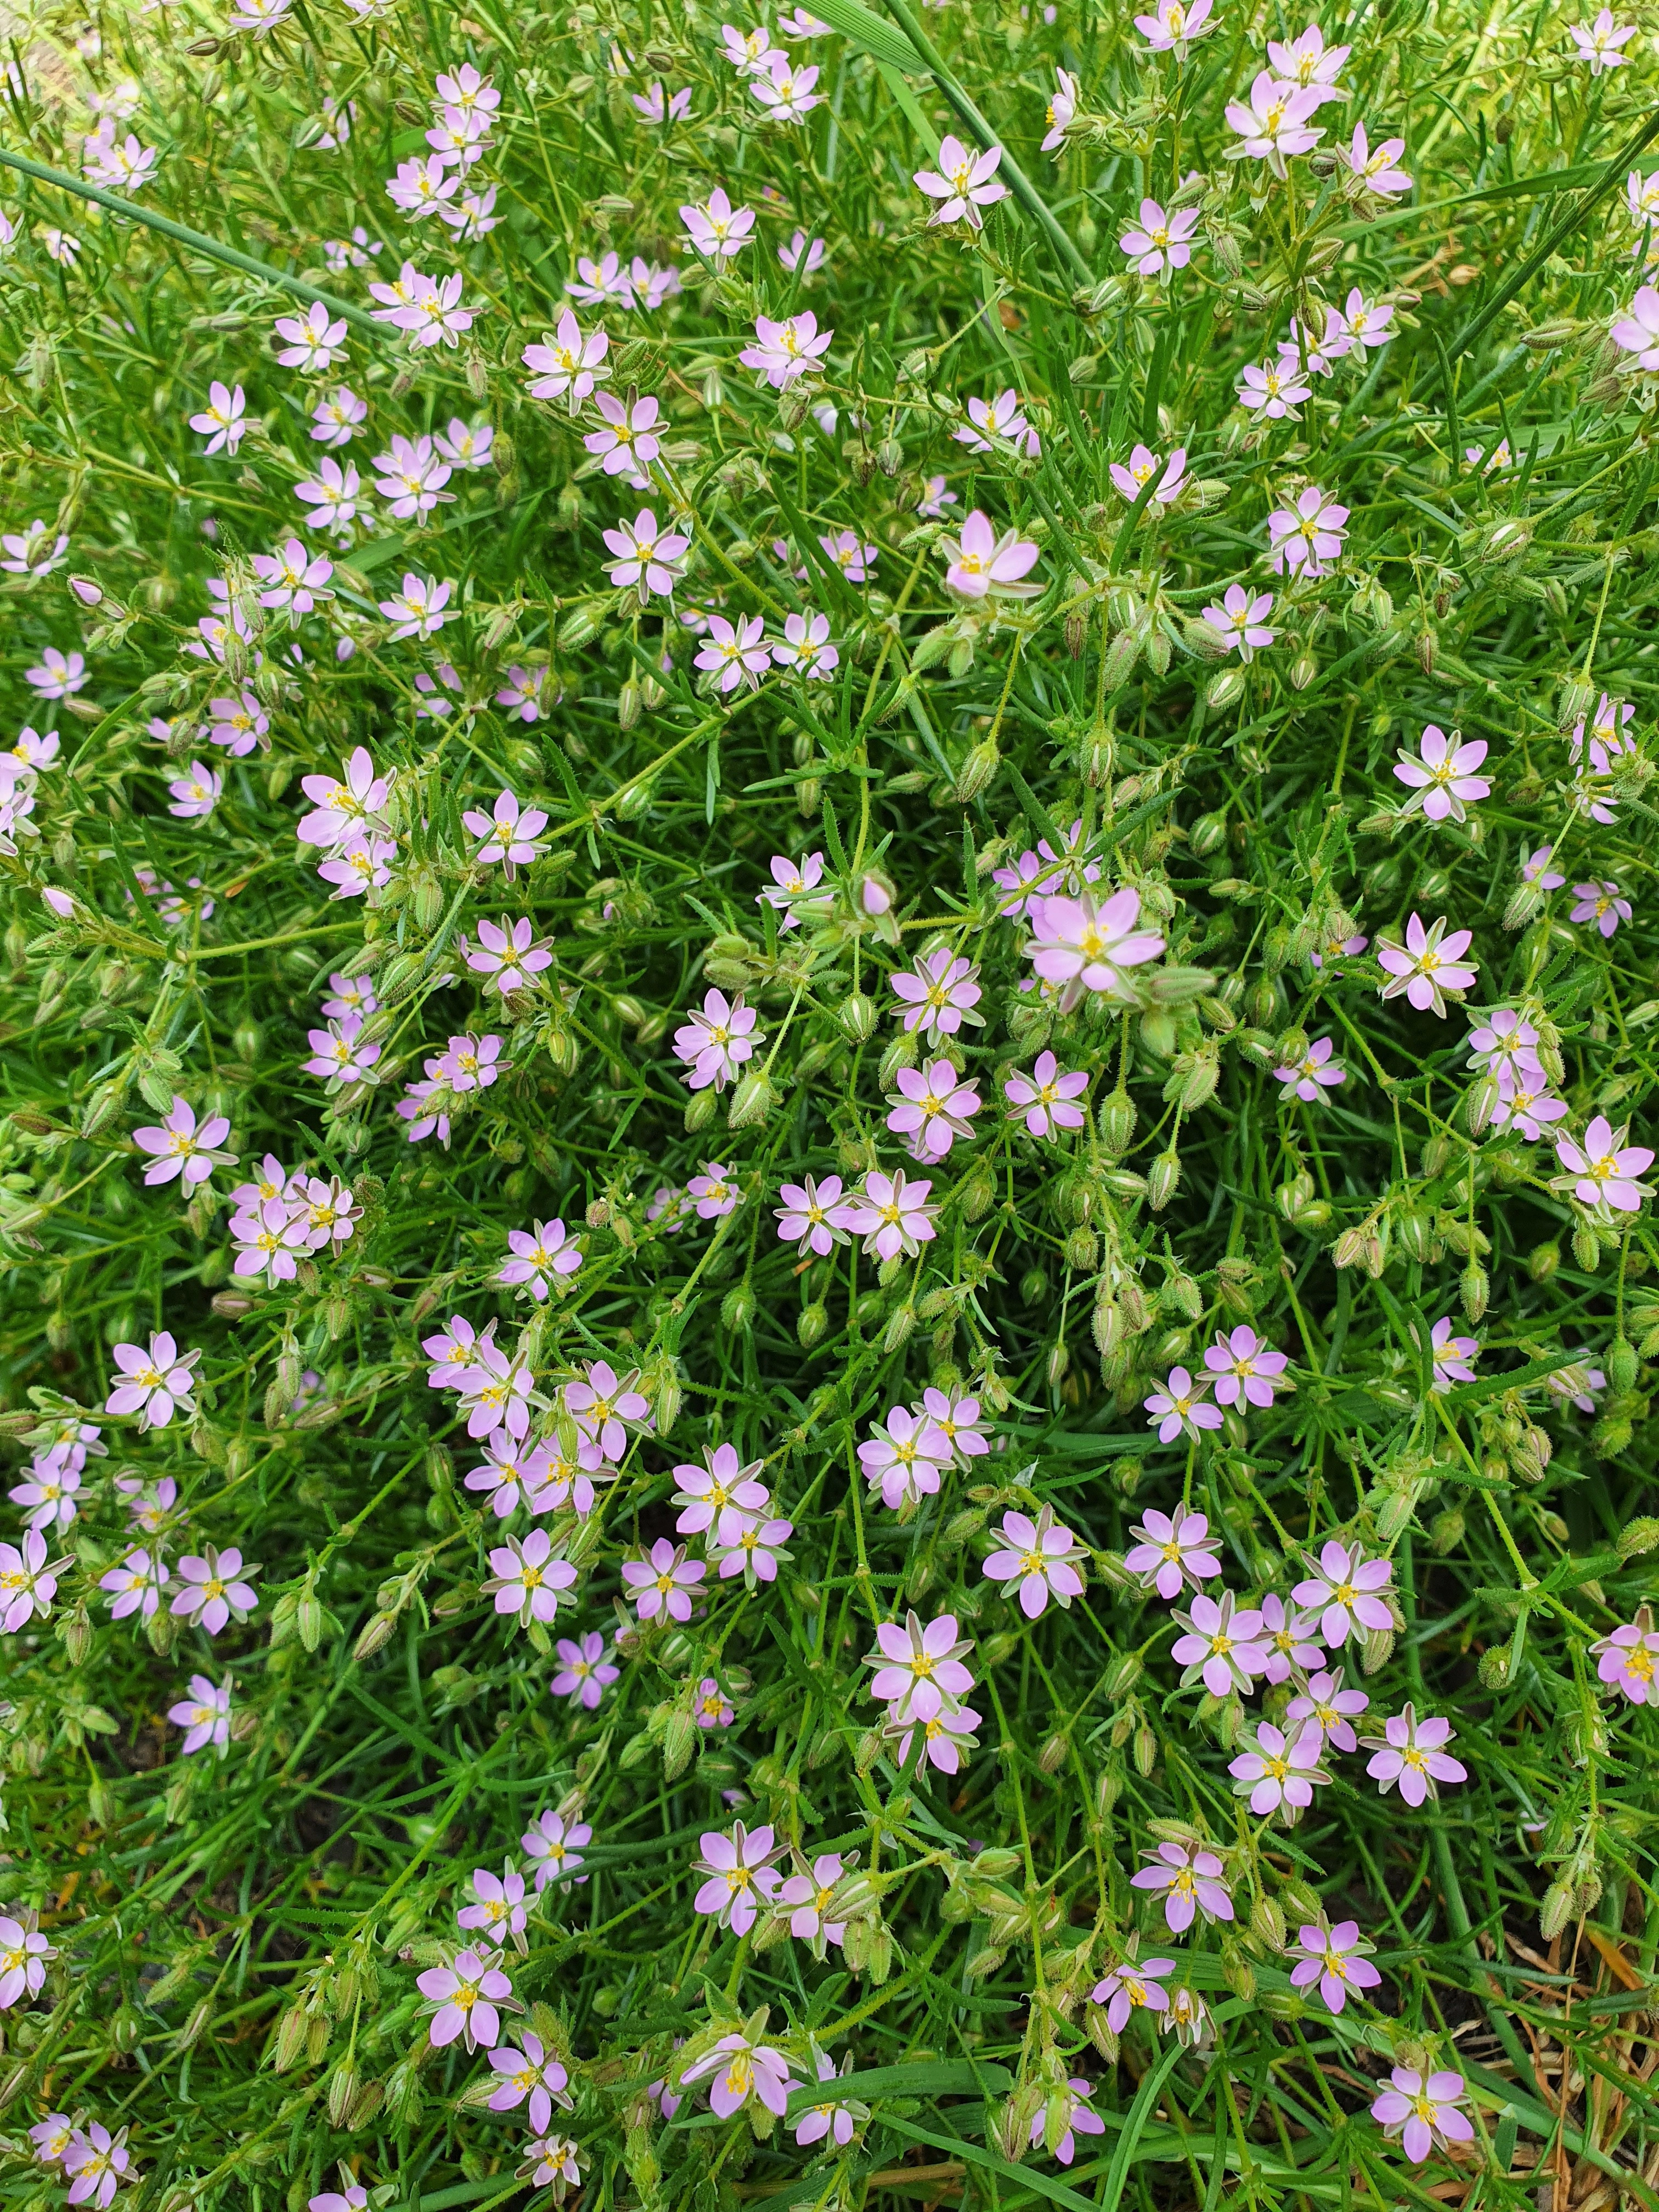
top-left (417, 1945), bottom-right (520, 2051)
top-left (1091, 1956), bottom-right (1173, 2030)
top-left (1172, 1588), bottom-right (1269, 1696)
top-left (696, 613), bottom-right (771, 693)
top-left (1376, 912), bottom-right (1479, 1015)
top-left (171, 1545), bottom-right (261, 1635)
top-left (1144, 1365), bottom-right (1223, 1443)
top-left (1027, 885), bottom-right (1164, 1012)
top-left (1203, 583), bottom-right (1275, 658)
top-left (486, 2033), bottom-right (573, 2133)
top-left (0, 1913), bottom-right (56, 2006)
top-left (1293, 1540), bottom-right (1393, 1646)
top-left (464, 917), bottom-right (554, 995)
top-left (1204, 1325), bottom-right (1288, 1410)
top-left (1395, 725), bottom-right (1490, 822)
top-left (1362, 1702), bottom-right (1468, 1807)
top-left (1592, 1612), bottom-right (1659, 1703)
top-left (132, 1094), bottom-right (235, 1188)
top-left (498, 1219), bottom-right (582, 1300)
top-left (1120, 198), bottom-right (1199, 275)
top-left (1290, 1920), bottom-right (1382, 2013)
top-left (0, 1530), bottom-right (69, 1634)
top-left (865, 1610), bottom-right (975, 1723)
top-left (1370, 2068), bottom-right (1473, 2163)
top-left (775, 1172), bottom-right (848, 1256)
top-left (839, 1166), bottom-right (939, 1260)
top-left (914, 136), bottom-right (1009, 228)
top-left (566, 1359), bottom-right (651, 1460)
top-left (1267, 485), bottom-right (1349, 574)
top-left (1340, 123), bottom-right (1412, 198)
top-left (740, 311), bottom-right (833, 387)
top-left (1258, 1593), bottom-right (1327, 1684)
top-left (691, 1820), bottom-right (782, 1934)
top-left (464, 789), bottom-right (550, 878)
top-left (1124, 1501), bottom-right (1222, 1600)
top-left (1286, 1667), bottom-right (1369, 1750)
top-left (887, 1058), bottom-right (981, 1160)
top-left (1275, 1036), bottom-right (1345, 1102)
top-left (1569, 8), bottom-right (1635, 70)
top-left (1131, 1842), bottom-right (1234, 1933)
top-left (273, 299), bottom-right (349, 371)
top-left (1111, 444), bottom-right (1187, 508)
top-left (1228, 1720), bottom-right (1328, 1819)
top-left (107, 1331), bottom-right (200, 1429)
top-left (522, 308), bottom-right (611, 409)
top-left (1427, 1315), bottom-right (1478, 1393)
top-left (859, 1404), bottom-right (951, 1509)
top-left (1031, 2078), bottom-right (1107, 2166)
top-left (604, 508), bottom-right (690, 598)
top-left (584, 390), bottom-right (663, 477)
top-left (1225, 71), bottom-right (1324, 173)
top-left (551, 1632), bottom-right (619, 1708)
top-left (889, 948), bottom-right (983, 1046)
top-left (522, 1808), bottom-right (591, 1888)
top-left (1554, 1115), bottom-right (1655, 1212)
top-left (941, 510), bottom-right (1041, 601)
top-left (674, 986), bottom-right (763, 1091)
top-left (1571, 880), bottom-right (1632, 937)
top-left (689, 1161), bottom-right (742, 1217)
top-left (983, 1506), bottom-right (1087, 1618)
top-left (679, 2031), bottom-right (794, 2118)
top-left (1005, 1050), bottom-right (1088, 1138)
top-left (483, 1530), bottom-right (578, 1624)
top-left (1133, 0), bottom-right (1212, 51)
top-left (622, 1538), bottom-right (706, 1622)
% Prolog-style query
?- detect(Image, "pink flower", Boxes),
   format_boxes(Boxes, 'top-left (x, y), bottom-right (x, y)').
top-left (633, 78), bottom-right (694, 122)
top-left (1569, 7), bottom-right (1635, 68)
top-left (310, 384), bottom-right (368, 445)
top-left (778, 1854), bottom-right (850, 1948)
top-left (1395, 724), bottom-right (1490, 821)
top-left (584, 390), bottom-right (663, 477)
top-left (1120, 198), bottom-right (1199, 275)
top-left (463, 794), bottom-right (548, 882)
top-left (1371, 2068), bottom-right (1474, 2164)
top-left (550, 1632), bottom-right (618, 1709)
top-left (565, 1360), bottom-right (650, 1460)
top-left (672, 1443), bottom-right (770, 1538)
top-left (498, 1219), bottom-right (582, 1300)
top-left (371, 432), bottom-right (453, 520)
top-left (739, 311), bottom-right (833, 387)
top-left (1144, 1365), bottom-right (1222, 1443)
top-left (1131, 1842), bottom-right (1233, 1933)
top-left (1111, 444), bottom-right (1187, 507)
top-left (1267, 24), bottom-right (1350, 95)
top-left (297, 747), bottom-right (390, 848)
top-left (889, 949), bottom-right (983, 1046)
top-left (674, 986), bottom-right (762, 1092)
top-left (914, 135), bottom-right (1009, 228)
top-left (1027, 885), bottom-right (1165, 1012)
top-left (1204, 1324), bottom-right (1288, 1409)
top-left (1522, 844), bottom-right (1566, 889)
top-left (1274, 1035), bottom-right (1344, 1101)
top-left (688, 1162), bottom-right (742, 1217)
top-left (273, 299), bottom-right (348, 371)
top-left (1091, 1956), bottom-right (1173, 2032)
top-left (522, 1808), bottom-right (591, 1889)
top-left (679, 2031), bottom-right (794, 2118)
top-left (517, 2137), bottom-right (582, 2193)
top-left (63, 2124), bottom-right (131, 2209)
top-left (1340, 123), bottom-right (1412, 197)
top-left (941, 509), bottom-right (1041, 601)
top-left (887, 1058), bottom-right (980, 1160)
top-left (1257, 1594), bottom-right (1327, 1684)
top-left (1291, 1540), bottom-right (1393, 1645)
top-left (1132, 0), bottom-right (1213, 52)
top-left (10, 1453), bottom-right (81, 1533)
top-left (696, 613), bottom-right (771, 693)
top-left (458, 1865), bottom-right (528, 1944)
top-left (1004, 1050), bottom-right (1088, 1138)
top-left (1376, 912), bottom-right (1479, 1015)
top-left (295, 456), bottom-right (360, 529)
top-left (919, 1387), bottom-right (989, 1468)
top-left (1593, 1615), bottom-right (1659, 1703)
top-left (692, 1820), bottom-right (783, 1933)
top-left (884, 1700), bottom-right (983, 1773)
top-left (820, 528), bottom-right (878, 580)
top-left (993, 821), bottom-right (1101, 916)
top-left (1031, 2078), bottom-right (1107, 2166)
top-left (1363, 1703), bottom-right (1467, 1807)
top-left (696, 1676), bottom-right (735, 1728)
top-left (955, 389), bottom-right (1041, 458)
top-left (171, 1545), bottom-right (260, 1635)
top-left (750, 51), bottom-right (821, 116)
top-left (1041, 66), bottom-right (1079, 151)
top-left (317, 833), bottom-right (397, 901)
top-left (30, 2114), bottom-right (77, 2166)
top-left (1334, 287), bottom-right (1395, 347)
top-left (1290, 1920), bottom-right (1381, 2012)
top-left (189, 380), bottom-right (246, 455)
top-left (679, 185), bottom-right (755, 257)
top-left (771, 611), bottom-right (838, 677)
top-left (1267, 484), bottom-right (1349, 573)
top-left (1228, 1720), bottom-right (1328, 1819)
top-left (917, 473), bottom-right (957, 518)
top-left (132, 1094), bottom-right (235, 1188)
top-left (106, 1331), bottom-right (199, 1428)
top-left (1468, 1008), bottom-right (1543, 1079)
top-left (0, 1914), bottom-right (56, 2004)
top-left (603, 508), bottom-right (689, 598)
top-left (522, 308), bottom-right (611, 408)
top-left (302, 1013), bottom-right (382, 1085)
top-left (26, 647), bottom-right (87, 699)
top-left (1554, 1115), bottom-right (1655, 1212)
top-left (774, 1172), bottom-right (848, 1256)
top-left (1203, 583), bottom-right (1275, 658)
top-left (1286, 1666), bottom-right (1369, 1750)
top-left (486, 2033), bottom-right (573, 2133)
top-left (1429, 1315), bottom-right (1478, 1393)
top-left (0, 1530), bottom-right (68, 1632)
top-left (756, 849), bottom-right (827, 928)
top-left (983, 1506), bottom-right (1087, 1618)
top-left (167, 760), bottom-right (223, 819)
top-left (464, 1432), bottom-right (554, 1517)
top-left (1238, 359), bottom-right (1311, 417)
top-left (379, 571), bottom-right (454, 639)
top-left (622, 1538), bottom-right (706, 1622)
top-left (464, 916), bottom-right (554, 995)
top-left (230, 1195), bottom-right (309, 1282)
top-left (1172, 1588), bottom-right (1269, 1695)
top-left (859, 1404), bottom-right (951, 1510)
top-left (417, 1945), bottom-right (518, 2052)
top-left (1125, 1502), bottom-right (1222, 1600)
top-left (839, 1167), bottom-right (938, 1261)
top-left (865, 1610), bottom-right (975, 1723)
top-left (709, 1512), bottom-right (794, 1587)
top-left (1612, 284), bottom-right (1659, 369)
top-left (1571, 879), bottom-right (1632, 936)
top-left (483, 1530), bottom-right (578, 1624)
top-left (1224, 71), bottom-right (1324, 172)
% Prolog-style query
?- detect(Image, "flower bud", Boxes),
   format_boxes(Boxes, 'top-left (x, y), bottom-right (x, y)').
top-left (838, 991), bottom-right (877, 1042)
top-left (797, 1301), bottom-right (828, 1348)
top-left (1207, 665), bottom-right (1246, 711)
top-left (1460, 1262), bottom-right (1488, 1324)
top-left (727, 1071), bottom-right (774, 1128)
top-left (1147, 1148), bottom-right (1181, 1210)
top-left (684, 1088), bottom-right (718, 1132)
top-left (954, 735), bottom-right (1000, 805)
top-left (721, 1283), bottom-right (756, 1333)
top-left (1610, 1335), bottom-right (1638, 1393)
top-left (1098, 1088), bottom-right (1137, 1154)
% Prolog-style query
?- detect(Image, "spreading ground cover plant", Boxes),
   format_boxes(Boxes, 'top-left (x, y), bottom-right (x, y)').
top-left (4, 0), bottom-right (1659, 2207)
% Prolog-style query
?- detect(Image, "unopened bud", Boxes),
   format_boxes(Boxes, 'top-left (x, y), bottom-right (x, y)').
top-left (954, 735), bottom-right (1000, 805)
top-left (1147, 1148), bottom-right (1181, 1209)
